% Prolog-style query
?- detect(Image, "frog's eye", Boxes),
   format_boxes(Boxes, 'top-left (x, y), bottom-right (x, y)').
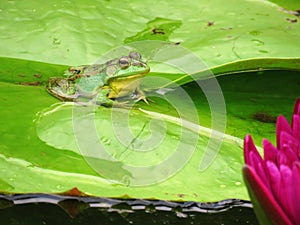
top-left (119, 56), bottom-right (130, 69)
top-left (129, 52), bottom-right (141, 60)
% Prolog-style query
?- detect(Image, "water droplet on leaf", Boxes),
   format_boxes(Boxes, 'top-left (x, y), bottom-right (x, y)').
top-left (249, 30), bottom-right (261, 36)
top-left (101, 136), bottom-right (111, 145)
top-left (251, 39), bottom-right (264, 46)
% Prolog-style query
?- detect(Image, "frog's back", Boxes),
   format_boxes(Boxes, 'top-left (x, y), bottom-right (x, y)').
top-left (76, 75), bottom-right (105, 93)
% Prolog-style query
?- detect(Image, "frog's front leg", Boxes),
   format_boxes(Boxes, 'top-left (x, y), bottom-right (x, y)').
top-left (91, 88), bottom-right (129, 107)
top-left (131, 88), bottom-right (149, 104)
top-left (90, 88), bottom-right (114, 107)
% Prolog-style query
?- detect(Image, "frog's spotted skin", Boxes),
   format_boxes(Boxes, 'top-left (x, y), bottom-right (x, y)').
top-left (46, 52), bottom-right (150, 106)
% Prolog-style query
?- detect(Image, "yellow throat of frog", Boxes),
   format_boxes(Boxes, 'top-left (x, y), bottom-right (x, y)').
top-left (107, 74), bottom-right (146, 99)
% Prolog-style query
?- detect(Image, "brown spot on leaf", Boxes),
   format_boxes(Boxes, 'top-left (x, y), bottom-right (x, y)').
top-left (33, 74), bottom-right (42, 78)
top-left (207, 21), bottom-right (215, 26)
top-left (59, 187), bottom-right (88, 197)
top-left (118, 194), bottom-right (132, 199)
top-left (252, 112), bottom-right (277, 123)
top-left (220, 27), bottom-right (232, 30)
top-left (286, 18), bottom-right (297, 23)
top-left (15, 81), bottom-right (42, 86)
top-left (177, 194), bottom-right (185, 198)
top-left (152, 28), bottom-right (165, 35)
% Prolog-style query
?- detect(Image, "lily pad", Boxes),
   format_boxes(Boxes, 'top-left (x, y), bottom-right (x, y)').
top-left (0, 54), bottom-right (299, 201)
top-left (0, 0), bottom-right (299, 73)
top-left (0, 68), bottom-right (243, 201)
top-left (0, 0), bottom-right (299, 203)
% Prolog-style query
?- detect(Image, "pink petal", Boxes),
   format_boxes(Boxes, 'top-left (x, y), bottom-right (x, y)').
top-left (244, 135), bottom-right (262, 165)
top-left (277, 115), bottom-right (292, 149)
top-left (279, 165), bottom-right (296, 224)
top-left (292, 163), bottom-right (300, 224)
top-left (249, 153), bottom-right (270, 188)
top-left (263, 139), bottom-right (278, 162)
top-left (292, 114), bottom-right (300, 141)
top-left (244, 135), bottom-right (269, 185)
top-left (280, 130), bottom-right (296, 147)
top-left (243, 165), bottom-right (293, 225)
top-left (266, 161), bottom-right (281, 202)
top-left (292, 98), bottom-right (300, 117)
top-left (249, 151), bottom-right (263, 167)
top-left (280, 145), bottom-right (298, 167)
top-left (280, 131), bottom-right (300, 157)
top-left (277, 152), bottom-right (288, 167)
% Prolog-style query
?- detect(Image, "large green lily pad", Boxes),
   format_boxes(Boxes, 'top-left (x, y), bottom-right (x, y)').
top-left (0, 0), bottom-right (299, 202)
top-left (0, 56), bottom-right (298, 201)
top-left (0, 0), bottom-right (299, 71)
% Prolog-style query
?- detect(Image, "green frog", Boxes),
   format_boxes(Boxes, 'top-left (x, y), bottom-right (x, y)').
top-left (46, 52), bottom-right (150, 106)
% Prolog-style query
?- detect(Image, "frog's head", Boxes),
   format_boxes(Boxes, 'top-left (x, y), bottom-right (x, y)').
top-left (106, 52), bottom-right (150, 81)
top-left (106, 52), bottom-right (150, 98)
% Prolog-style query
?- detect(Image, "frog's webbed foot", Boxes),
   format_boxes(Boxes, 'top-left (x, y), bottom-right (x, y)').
top-left (134, 95), bottom-right (149, 104)
top-left (131, 88), bottom-right (153, 105)
top-left (134, 95), bottom-right (156, 104)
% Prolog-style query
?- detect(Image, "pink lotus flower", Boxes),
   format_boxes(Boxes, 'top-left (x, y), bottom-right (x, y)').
top-left (243, 98), bottom-right (300, 225)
